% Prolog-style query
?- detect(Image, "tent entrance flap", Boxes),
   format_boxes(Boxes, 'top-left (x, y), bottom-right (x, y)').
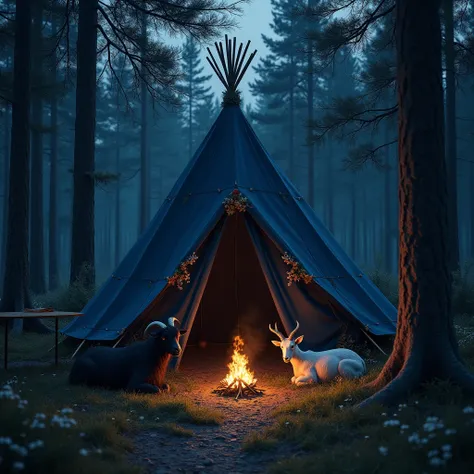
top-left (185, 213), bottom-right (279, 351)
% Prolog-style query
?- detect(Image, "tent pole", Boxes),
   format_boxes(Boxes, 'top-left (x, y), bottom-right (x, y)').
top-left (360, 328), bottom-right (387, 356)
top-left (70, 340), bottom-right (86, 359)
top-left (113, 335), bottom-right (124, 348)
top-left (234, 215), bottom-right (240, 337)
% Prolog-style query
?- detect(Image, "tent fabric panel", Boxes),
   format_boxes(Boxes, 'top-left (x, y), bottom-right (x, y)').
top-left (246, 192), bottom-right (396, 336)
top-left (125, 218), bottom-right (227, 369)
top-left (62, 203), bottom-right (224, 341)
top-left (63, 278), bottom-right (167, 341)
top-left (185, 214), bottom-right (282, 349)
top-left (245, 216), bottom-right (343, 350)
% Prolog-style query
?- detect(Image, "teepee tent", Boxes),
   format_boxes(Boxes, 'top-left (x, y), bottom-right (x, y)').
top-left (63, 37), bottom-right (397, 367)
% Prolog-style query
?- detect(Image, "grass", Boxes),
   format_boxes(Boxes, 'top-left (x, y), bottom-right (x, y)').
top-left (243, 315), bottom-right (474, 474)
top-left (0, 367), bottom-right (223, 474)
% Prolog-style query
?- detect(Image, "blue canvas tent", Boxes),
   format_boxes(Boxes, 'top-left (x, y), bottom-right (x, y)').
top-left (63, 38), bottom-right (397, 367)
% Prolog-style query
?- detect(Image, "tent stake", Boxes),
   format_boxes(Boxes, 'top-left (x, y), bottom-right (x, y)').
top-left (70, 340), bottom-right (86, 359)
top-left (361, 328), bottom-right (387, 356)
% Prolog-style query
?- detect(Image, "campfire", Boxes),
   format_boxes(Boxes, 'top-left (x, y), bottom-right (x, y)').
top-left (213, 335), bottom-right (264, 400)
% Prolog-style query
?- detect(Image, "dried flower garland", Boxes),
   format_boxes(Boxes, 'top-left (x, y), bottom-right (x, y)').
top-left (281, 252), bottom-right (313, 286)
top-left (223, 189), bottom-right (249, 215)
top-left (167, 253), bottom-right (199, 290)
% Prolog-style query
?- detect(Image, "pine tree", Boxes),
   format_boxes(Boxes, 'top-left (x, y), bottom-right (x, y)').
top-left (193, 94), bottom-right (219, 145)
top-left (29, 1), bottom-right (46, 294)
top-left (250, 0), bottom-right (309, 181)
top-left (179, 36), bottom-right (213, 161)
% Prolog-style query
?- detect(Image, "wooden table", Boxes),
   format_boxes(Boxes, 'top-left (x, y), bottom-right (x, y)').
top-left (0, 311), bottom-right (83, 370)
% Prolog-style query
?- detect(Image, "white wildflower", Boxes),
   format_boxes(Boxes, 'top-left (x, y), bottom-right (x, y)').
top-left (139, 416), bottom-right (144, 421)
top-left (0, 437), bottom-right (12, 445)
top-left (9, 444), bottom-right (28, 457)
top-left (428, 457), bottom-right (446, 467)
top-left (445, 429), bottom-right (457, 435)
top-left (12, 461), bottom-right (25, 470)
top-left (378, 446), bottom-right (389, 456)
top-left (462, 406), bottom-right (474, 414)
top-left (383, 420), bottom-right (401, 427)
top-left (28, 440), bottom-right (44, 450)
top-left (79, 448), bottom-right (88, 456)
top-left (60, 408), bottom-right (74, 415)
top-left (427, 449), bottom-right (439, 458)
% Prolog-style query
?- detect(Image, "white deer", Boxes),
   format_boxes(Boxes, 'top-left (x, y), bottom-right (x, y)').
top-left (269, 321), bottom-right (367, 386)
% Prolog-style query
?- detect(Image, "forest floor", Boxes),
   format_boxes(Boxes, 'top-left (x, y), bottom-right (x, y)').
top-left (1, 315), bottom-right (474, 474)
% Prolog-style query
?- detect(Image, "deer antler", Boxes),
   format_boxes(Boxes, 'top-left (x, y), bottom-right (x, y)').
top-left (288, 321), bottom-right (300, 340)
top-left (268, 322), bottom-right (284, 340)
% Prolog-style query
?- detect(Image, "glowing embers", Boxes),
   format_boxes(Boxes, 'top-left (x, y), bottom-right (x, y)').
top-left (213, 336), bottom-right (264, 400)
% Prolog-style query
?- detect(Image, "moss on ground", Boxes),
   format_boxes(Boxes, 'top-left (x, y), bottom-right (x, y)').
top-left (243, 318), bottom-right (474, 474)
top-left (0, 367), bottom-right (223, 474)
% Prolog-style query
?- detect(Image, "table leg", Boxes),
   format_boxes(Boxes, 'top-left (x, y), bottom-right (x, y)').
top-left (55, 318), bottom-right (59, 366)
top-left (4, 318), bottom-right (9, 370)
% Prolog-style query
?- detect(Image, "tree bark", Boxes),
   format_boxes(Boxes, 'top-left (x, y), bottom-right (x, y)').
top-left (443, 0), bottom-right (460, 273)
top-left (471, 163), bottom-right (474, 260)
top-left (0, 0), bottom-right (50, 334)
top-left (70, 0), bottom-right (98, 287)
top-left (288, 46), bottom-right (295, 181)
top-left (29, 3), bottom-right (46, 294)
top-left (188, 48), bottom-right (194, 162)
top-left (350, 179), bottom-right (356, 260)
top-left (325, 143), bottom-right (334, 234)
top-left (383, 123), bottom-right (393, 274)
top-left (139, 11), bottom-right (149, 233)
top-left (48, 14), bottom-right (59, 290)
top-left (359, 0), bottom-right (474, 408)
top-left (114, 101), bottom-right (121, 268)
top-left (1, 102), bottom-right (10, 290)
top-left (307, 2), bottom-right (315, 207)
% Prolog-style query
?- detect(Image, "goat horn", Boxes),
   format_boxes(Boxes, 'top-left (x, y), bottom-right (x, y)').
top-left (144, 321), bottom-right (167, 337)
top-left (288, 320), bottom-right (300, 340)
top-left (168, 317), bottom-right (180, 327)
top-left (268, 322), bottom-right (284, 340)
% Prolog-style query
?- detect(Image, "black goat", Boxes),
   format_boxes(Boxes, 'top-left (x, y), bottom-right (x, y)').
top-left (68, 317), bottom-right (187, 394)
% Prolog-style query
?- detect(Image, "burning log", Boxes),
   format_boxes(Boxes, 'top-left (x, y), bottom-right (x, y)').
top-left (212, 336), bottom-right (264, 400)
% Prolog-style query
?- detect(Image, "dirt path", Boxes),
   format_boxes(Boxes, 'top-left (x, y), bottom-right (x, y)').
top-left (131, 348), bottom-right (300, 474)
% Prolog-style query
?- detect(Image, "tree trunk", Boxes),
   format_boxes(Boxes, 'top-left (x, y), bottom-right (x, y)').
top-left (0, 0), bottom-right (50, 334)
top-left (350, 179), bottom-right (356, 260)
top-left (384, 125), bottom-right (392, 274)
top-left (359, 0), bottom-right (474, 408)
top-left (48, 14), bottom-right (59, 290)
top-left (288, 52), bottom-right (295, 181)
top-left (325, 143), bottom-right (334, 233)
top-left (1, 103), bottom-right (10, 290)
top-left (139, 11), bottom-right (149, 233)
top-left (29, 3), bottom-right (46, 294)
top-left (70, 0), bottom-right (98, 287)
top-left (114, 106), bottom-right (121, 268)
top-left (471, 163), bottom-right (474, 259)
top-left (307, 4), bottom-right (315, 207)
top-left (188, 52), bottom-right (193, 161)
top-left (444, 0), bottom-right (460, 273)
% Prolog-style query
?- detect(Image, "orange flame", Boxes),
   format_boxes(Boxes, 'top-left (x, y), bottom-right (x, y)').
top-left (223, 335), bottom-right (255, 386)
